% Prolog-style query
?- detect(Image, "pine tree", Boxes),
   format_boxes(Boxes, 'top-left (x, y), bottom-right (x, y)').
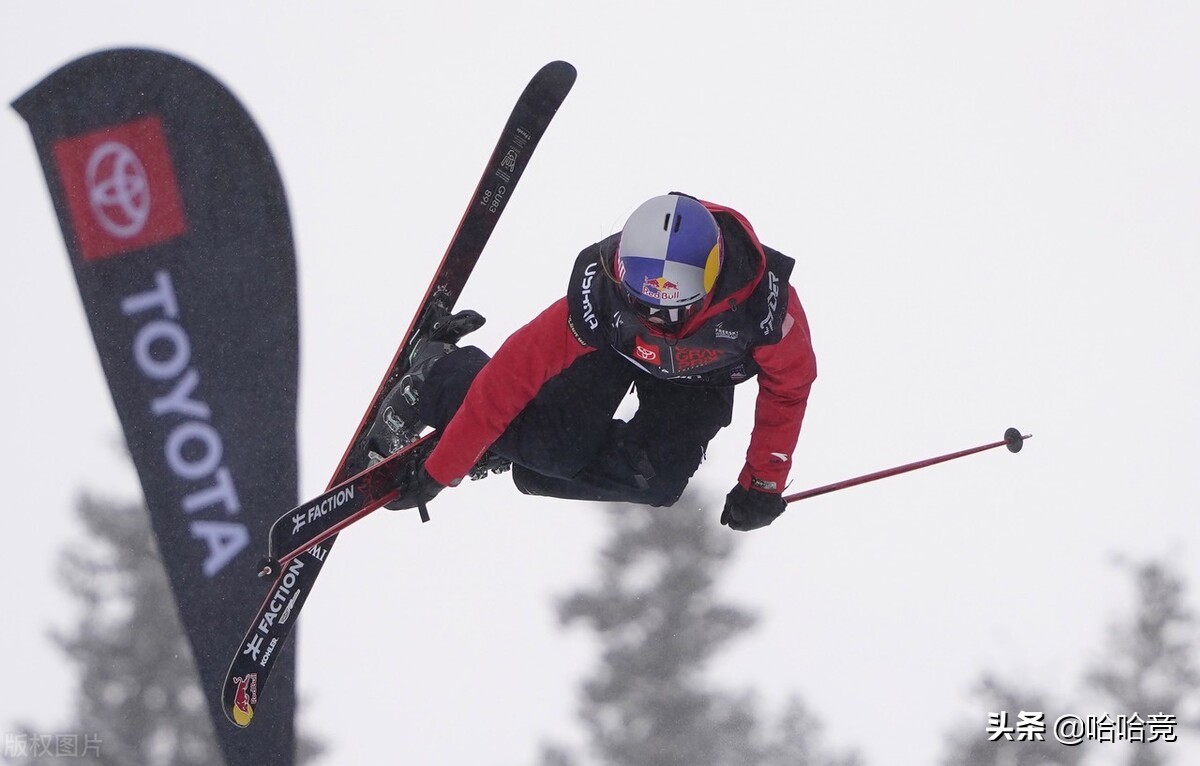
top-left (939, 675), bottom-right (1087, 766)
top-left (538, 494), bottom-right (859, 766)
top-left (1085, 558), bottom-right (1199, 766)
top-left (11, 493), bottom-right (324, 765)
top-left (939, 557), bottom-right (1200, 766)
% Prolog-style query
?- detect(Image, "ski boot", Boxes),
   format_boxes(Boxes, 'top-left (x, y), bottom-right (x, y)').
top-left (364, 307), bottom-right (486, 465)
top-left (467, 451), bottom-right (513, 482)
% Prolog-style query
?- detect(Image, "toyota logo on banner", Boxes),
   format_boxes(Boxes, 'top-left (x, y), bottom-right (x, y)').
top-left (51, 115), bottom-right (187, 262)
top-left (86, 140), bottom-right (151, 238)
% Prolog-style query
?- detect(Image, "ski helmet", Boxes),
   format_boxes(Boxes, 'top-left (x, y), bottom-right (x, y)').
top-left (616, 194), bottom-right (723, 328)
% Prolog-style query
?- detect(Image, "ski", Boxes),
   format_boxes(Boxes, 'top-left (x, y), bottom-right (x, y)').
top-left (221, 61), bottom-right (576, 728)
top-left (264, 434), bottom-right (438, 571)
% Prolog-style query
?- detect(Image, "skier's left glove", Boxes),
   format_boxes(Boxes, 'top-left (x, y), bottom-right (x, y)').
top-left (720, 484), bottom-right (786, 531)
top-left (386, 464), bottom-right (445, 512)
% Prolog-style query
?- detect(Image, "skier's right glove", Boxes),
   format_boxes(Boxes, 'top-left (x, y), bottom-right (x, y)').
top-left (720, 484), bottom-right (786, 531)
top-left (386, 464), bottom-right (445, 513)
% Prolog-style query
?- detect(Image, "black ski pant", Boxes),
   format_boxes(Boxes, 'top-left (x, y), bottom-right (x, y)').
top-left (417, 346), bottom-right (734, 507)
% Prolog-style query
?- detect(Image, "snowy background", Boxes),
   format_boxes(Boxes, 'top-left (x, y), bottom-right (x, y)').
top-left (2, 1), bottom-right (1198, 764)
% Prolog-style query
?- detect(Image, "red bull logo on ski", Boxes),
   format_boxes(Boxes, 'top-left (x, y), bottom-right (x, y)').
top-left (641, 276), bottom-right (680, 303)
top-left (231, 673), bottom-right (258, 727)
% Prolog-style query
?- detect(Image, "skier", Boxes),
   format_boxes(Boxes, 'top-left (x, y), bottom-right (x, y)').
top-left (368, 192), bottom-right (817, 531)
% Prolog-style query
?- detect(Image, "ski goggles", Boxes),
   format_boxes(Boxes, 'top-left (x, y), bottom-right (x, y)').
top-left (625, 292), bottom-right (704, 332)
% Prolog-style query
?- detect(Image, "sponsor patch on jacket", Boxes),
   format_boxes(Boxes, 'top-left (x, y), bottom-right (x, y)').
top-left (751, 477), bottom-right (778, 492)
top-left (634, 337), bottom-right (660, 364)
top-left (714, 323), bottom-right (739, 341)
top-left (566, 315), bottom-right (589, 347)
top-left (675, 347), bottom-right (722, 371)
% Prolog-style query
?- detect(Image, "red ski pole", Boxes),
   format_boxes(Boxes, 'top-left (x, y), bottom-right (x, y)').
top-left (784, 427), bottom-right (1030, 504)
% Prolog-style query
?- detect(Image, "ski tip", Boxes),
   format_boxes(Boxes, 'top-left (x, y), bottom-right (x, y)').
top-left (540, 60), bottom-right (578, 84)
top-left (1004, 427), bottom-right (1030, 453)
top-left (228, 705), bottom-right (252, 728)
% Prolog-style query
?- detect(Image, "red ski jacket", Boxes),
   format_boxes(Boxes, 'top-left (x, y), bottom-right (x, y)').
top-left (424, 201), bottom-right (817, 495)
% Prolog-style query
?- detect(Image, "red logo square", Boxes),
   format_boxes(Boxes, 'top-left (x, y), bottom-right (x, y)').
top-left (634, 337), bottom-right (661, 365)
top-left (51, 115), bottom-right (187, 262)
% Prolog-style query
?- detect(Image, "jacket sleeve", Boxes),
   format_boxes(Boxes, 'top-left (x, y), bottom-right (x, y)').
top-left (740, 284), bottom-right (817, 492)
top-left (424, 297), bottom-right (593, 485)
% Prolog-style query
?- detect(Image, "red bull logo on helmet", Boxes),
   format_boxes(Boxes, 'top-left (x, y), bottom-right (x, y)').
top-left (641, 275), bottom-right (680, 304)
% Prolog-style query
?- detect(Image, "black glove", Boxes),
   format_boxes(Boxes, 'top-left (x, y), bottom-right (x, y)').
top-left (386, 464), bottom-right (445, 514)
top-left (720, 484), bottom-right (786, 531)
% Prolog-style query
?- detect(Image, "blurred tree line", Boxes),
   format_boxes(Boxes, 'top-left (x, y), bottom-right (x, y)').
top-left (530, 492), bottom-right (1200, 766)
top-left (11, 487), bottom-right (1199, 766)
top-left (531, 492), bottom-right (861, 766)
top-left (941, 557), bottom-right (1200, 766)
top-left (9, 493), bottom-right (325, 766)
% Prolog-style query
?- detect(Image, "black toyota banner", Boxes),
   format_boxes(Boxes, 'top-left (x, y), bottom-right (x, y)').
top-left (13, 49), bottom-right (297, 765)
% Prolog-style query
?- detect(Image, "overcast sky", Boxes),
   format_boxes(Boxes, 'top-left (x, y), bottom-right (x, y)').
top-left (2, 2), bottom-right (1199, 764)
